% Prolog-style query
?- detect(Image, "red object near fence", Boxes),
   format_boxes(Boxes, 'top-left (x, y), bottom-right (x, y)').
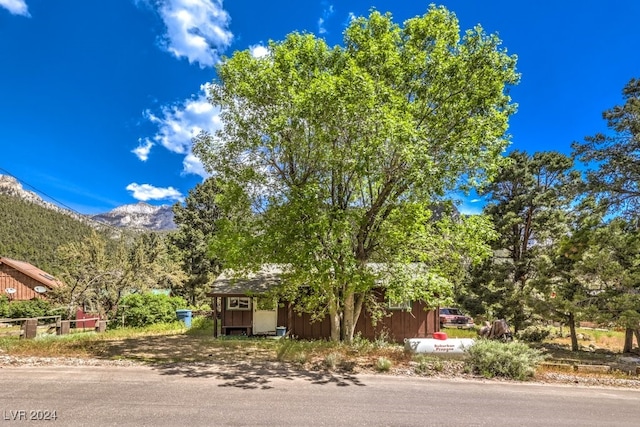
top-left (75, 309), bottom-right (99, 328)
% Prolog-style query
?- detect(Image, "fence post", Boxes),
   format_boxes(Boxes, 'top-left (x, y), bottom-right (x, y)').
top-left (95, 320), bottom-right (107, 333)
top-left (22, 319), bottom-right (38, 339)
top-left (57, 320), bottom-right (70, 335)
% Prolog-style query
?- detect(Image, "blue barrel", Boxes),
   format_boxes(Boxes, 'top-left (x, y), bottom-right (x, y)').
top-left (176, 309), bottom-right (192, 328)
top-left (276, 326), bottom-right (286, 337)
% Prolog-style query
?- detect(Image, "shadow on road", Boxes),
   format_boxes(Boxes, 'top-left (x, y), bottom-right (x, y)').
top-left (84, 334), bottom-right (367, 389)
top-left (152, 360), bottom-right (366, 389)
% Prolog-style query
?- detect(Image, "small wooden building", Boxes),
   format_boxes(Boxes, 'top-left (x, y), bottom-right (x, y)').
top-left (207, 266), bottom-right (439, 343)
top-left (0, 257), bottom-right (62, 300)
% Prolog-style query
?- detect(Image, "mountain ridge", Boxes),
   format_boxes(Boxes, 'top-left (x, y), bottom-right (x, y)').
top-left (0, 175), bottom-right (176, 231)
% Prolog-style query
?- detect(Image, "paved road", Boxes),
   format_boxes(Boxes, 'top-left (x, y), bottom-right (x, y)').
top-left (1, 364), bottom-right (639, 426)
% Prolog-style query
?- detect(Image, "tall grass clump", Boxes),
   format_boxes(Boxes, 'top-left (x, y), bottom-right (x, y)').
top-left (375, 356), bottom-right (392, 372)
top-left (185, 316), bottom-right (214, 336)
top-left (465, 340), bottom-right (546, 380)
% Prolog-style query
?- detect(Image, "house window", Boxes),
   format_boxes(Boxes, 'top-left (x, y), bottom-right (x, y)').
top-left (227, 297), bottom-right (251, 310)
top-left (388, 299), bottom-right (412, 311)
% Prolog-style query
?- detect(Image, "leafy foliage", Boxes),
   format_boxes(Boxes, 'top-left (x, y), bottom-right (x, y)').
top-left (116, 293), bottom-right (188, 328)
top-left (465, 340), bottom-right (545, 380)
top-left (0, 296), bottom-right (63, 319)
top-left (52, 230), bottom-right (185, 318)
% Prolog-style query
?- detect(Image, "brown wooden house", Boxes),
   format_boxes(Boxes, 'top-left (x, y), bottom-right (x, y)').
top-left (0, 257), bottom-right (62, 301)
top-left (207, 265), bottom-right (439, 343)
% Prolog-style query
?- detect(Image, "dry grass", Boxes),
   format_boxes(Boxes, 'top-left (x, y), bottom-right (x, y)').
top-left (1, 320), bottom-right (638, 382)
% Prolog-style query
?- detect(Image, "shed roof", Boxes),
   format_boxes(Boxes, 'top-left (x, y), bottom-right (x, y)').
top-left (0, 257), bottom-right (63, 289)
top-left (207, 263), bottom-right (430, 297)
top-left (207, 265), bottom-right (282, 296)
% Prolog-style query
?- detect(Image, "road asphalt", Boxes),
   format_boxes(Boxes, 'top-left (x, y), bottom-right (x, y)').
top-left (1, 364), bottom-right (639, 426)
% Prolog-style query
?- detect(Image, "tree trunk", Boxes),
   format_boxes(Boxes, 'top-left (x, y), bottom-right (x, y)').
top-left (342, 291), bottom-right (356, 343)
top-left (623, 328), bottom-right (634, 353)
top-left (568, 312), bottom-right (579, 351)
top-left (328, 297), bottom-right (341, 342)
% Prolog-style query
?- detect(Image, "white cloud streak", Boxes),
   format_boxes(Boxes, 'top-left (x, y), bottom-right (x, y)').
top-left (132, 138), bottom-right (154, 161)
top-left (126, 183), bottom-right (184, 202)
top-left (318, 3), bottom-right (334, 35)
top-left (0, 0), bottom-right (30, 16)
top-left (139, 83), bottom-right (221, 178)
top-left (156, 0), bottom-right (232, 68)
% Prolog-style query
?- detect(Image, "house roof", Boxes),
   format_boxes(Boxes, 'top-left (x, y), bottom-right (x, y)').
top-left (207, 265), bottom-right (283, 296)
top-left (207, 263), bottom-right (430, 297)
top-left (0, 257), bottom-right (63, 290)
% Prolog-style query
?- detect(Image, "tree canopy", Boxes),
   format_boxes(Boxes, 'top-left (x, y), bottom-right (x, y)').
top-left (573, 77), bottom-right (640, 217)
top-left (194, 6), bottom-right (519, 341)
top-left (468, 151), bottom-right (579, 331)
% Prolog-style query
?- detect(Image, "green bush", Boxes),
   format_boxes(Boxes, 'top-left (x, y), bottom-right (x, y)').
top-left (516, 325), bottom-right (552, 343)
top-left (465, 340), bottom-right (545, 380)
top-left (376, 357), bottom-right (392, 372)
top-left (116, 293), bottom-right (189, 327)
top-left (0, 297), bottom-right (55, 319)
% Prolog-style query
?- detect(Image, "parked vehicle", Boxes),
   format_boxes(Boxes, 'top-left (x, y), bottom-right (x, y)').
top-left (439, 307), bottom-right (475, 329)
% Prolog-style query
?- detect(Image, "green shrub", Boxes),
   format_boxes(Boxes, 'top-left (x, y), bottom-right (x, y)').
top-left (376, 357), bottom-right (392, 372)
top-left (465, 340), bottom-right (545, 380)
top-left (0, 297), bottom-right (55, 319)
top-left (116, 293), bottom-right (188, 327)
top-left (516, 326), bottom-right (551, 343)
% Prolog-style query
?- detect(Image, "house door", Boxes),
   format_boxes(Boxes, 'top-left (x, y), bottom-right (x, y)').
top-left (253, 296), bottom-right (277, 334)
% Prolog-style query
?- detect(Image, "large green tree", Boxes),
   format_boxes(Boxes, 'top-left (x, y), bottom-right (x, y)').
top-left (532, 198), bottom-right (604, 351)
top-left (572, 77), bottom-right (640, 351)
top-left (170, 178), bottom-right (224, 305)
top-left (194, 7), bottom-right (519, 342)
top-left (469, 151), bottom-right (579, 331)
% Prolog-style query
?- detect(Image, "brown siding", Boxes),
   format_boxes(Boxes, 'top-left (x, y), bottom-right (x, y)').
top-left (0, 265), bottom-right (45, 301)
top-left (220, 297), bottom-right (253, 328)
top-left (276, 294), bottom-right (437, 343)
top-left (220, 292), bottom-right (438, 343)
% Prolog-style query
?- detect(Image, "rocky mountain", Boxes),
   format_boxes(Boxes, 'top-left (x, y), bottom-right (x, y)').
top-left (0, 175), bottom-right (91, 224)
top-left (91, 202), bottom-right (176, 231)
top-left (0, 174), bottom-right (176, 231)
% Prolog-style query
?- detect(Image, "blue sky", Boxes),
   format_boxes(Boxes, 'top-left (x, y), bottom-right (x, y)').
top-left (1, 1), bottom-right (638, 215)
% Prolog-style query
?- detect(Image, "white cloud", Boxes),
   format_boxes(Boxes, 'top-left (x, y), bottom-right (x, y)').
top-left (132, 138), bottom-right (154, 161)
top-left (318, 3), bottom-right (334, 35)
top-left (0, 0), bottom-right (30, 16)
top-left (156, 0), bottom-right (232, 68)
top-left (139, 83), bottom-right (221, 178)
top-left (249, 44), bottom-right (269, 59)
top-left (126, 183), bottom-right (184, 202)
